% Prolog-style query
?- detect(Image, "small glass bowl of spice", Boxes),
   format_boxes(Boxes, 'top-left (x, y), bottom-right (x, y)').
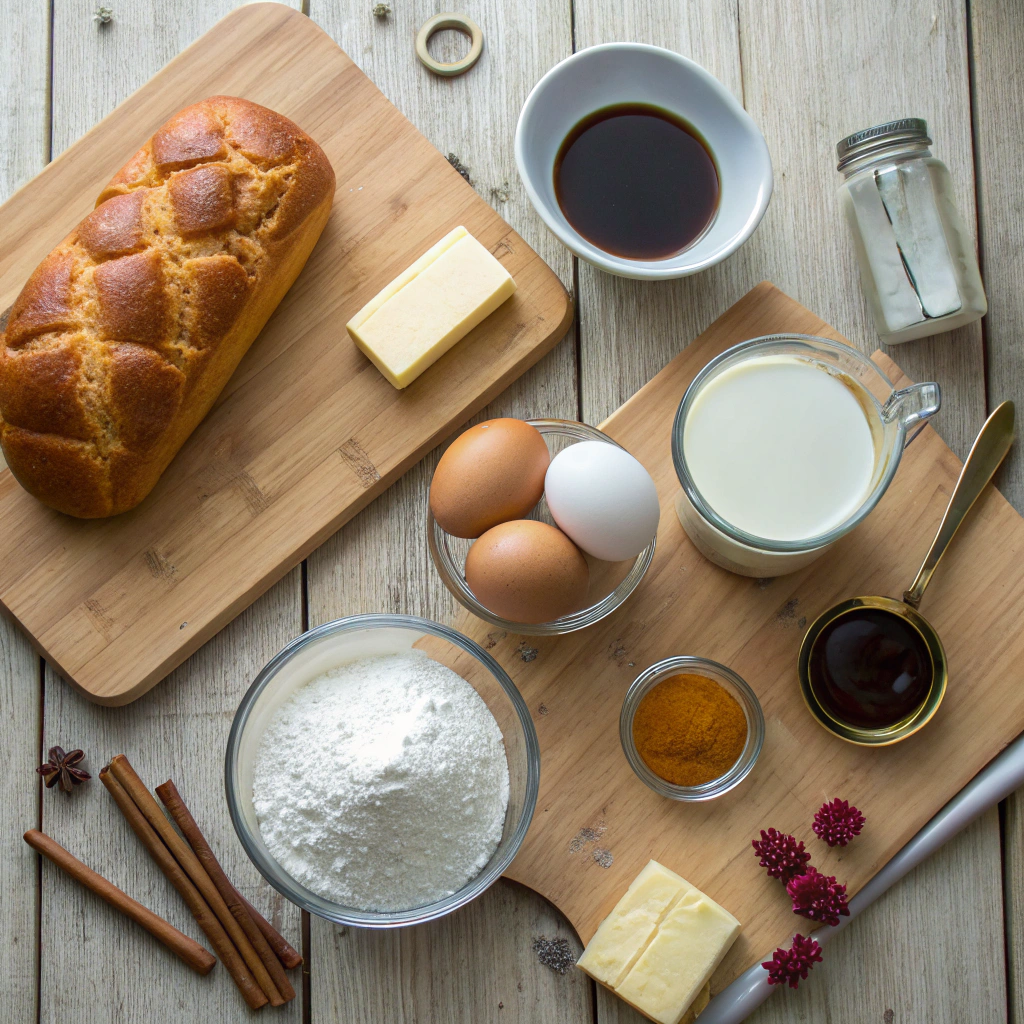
top-left (620, 656), bottom-right (764, 801)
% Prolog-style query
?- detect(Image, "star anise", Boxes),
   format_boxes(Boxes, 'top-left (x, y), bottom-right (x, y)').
top-left (36, 746), bottom-right (91, 793)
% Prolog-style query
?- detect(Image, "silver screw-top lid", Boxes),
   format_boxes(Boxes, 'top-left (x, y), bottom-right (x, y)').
top-left (836, 118), bottom-right (931, 171)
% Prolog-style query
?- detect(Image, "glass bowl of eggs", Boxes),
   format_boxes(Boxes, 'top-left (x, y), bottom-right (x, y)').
top-left (427, 418), bottom-right (659, 635)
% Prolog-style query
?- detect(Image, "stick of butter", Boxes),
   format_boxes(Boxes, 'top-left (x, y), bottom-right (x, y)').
top-left (615, 890), bottom-right (741, 1024)
top-left (346, 226), bottom-right (516, 389)
top-left (577, 861), bottom-right (691, 988)
top-left (577, 860), bottom-right (741, 1024)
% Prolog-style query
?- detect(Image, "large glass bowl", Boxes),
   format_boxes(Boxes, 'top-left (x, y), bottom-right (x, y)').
top-left (428, 419), bottom-right (657, 635)
top-left (225, 614), bottom-right (540, 928)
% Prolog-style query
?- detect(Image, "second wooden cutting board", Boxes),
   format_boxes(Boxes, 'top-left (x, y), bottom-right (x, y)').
top-left (465, 283), bottom-right (1024, 994)
top-left (0, 3), bottom-right (571, 704)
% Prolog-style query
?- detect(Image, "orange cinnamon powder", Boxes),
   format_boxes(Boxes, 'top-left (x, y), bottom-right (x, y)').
top-left (632, 673), bottom-right (747, 786)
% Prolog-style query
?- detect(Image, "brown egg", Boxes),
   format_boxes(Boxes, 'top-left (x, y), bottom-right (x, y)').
top-left (430, 419), bottom-right (550, 538)
top-left (465, 520), bottom-right (590, 624)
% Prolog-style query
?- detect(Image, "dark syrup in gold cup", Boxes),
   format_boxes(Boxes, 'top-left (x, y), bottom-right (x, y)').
top-left (798, 401), bottom-right (1015, 746)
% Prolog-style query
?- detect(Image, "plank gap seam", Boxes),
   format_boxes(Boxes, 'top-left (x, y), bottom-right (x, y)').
top-left (964, 0), bottom-right (991, 420)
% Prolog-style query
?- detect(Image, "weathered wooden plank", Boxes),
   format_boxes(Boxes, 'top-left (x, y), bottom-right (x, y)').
top-left (0, 637), bottom-right (41, 1022)
top-left (321, 881), bottom-right (591, 1020)
top-left (748, 811), bottom-right (1005, 1023)
top-left (592, 811), bottom-right (1005, 1024)
top-left (1005, 791), bottom-right (1024, 1022)
top-left (972, 0), bottom-right (1024, 507)
top-left (736, 0), bottom-right (986, 460)
top-left (39, 2), bottom-right (304, 1020)
top-left (0, 0), bottom-right (49, 1019)
top-left (971, 1), bottom-right (1024, 1018)
top-left (40, 577), bottom-right (304, 1020)
top-left (575, 1), bottom-right (986, 457)
top-left (306, 0), bottom-right (585, 1019)
top-left (735, 4), bottom-right (1002, 1021)
top-left (571, 0), bottom-right (749, 424)
top-left (570, 1), bottom-right (1002, 1022)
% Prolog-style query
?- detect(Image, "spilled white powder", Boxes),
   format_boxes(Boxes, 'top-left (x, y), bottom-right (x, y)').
top-left (252, 652), bottom-right (510, 912)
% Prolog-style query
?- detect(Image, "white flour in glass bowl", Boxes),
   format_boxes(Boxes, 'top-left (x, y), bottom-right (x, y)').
top-left (252, 651), bottom-right (510, 912)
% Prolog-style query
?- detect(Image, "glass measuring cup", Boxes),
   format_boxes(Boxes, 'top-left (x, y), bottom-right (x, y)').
top-left (671, 334), bottom-right (941, 577)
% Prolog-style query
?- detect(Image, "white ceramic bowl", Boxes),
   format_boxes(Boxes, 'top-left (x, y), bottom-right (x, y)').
top-left (515, 43), bottom-right (773, 279)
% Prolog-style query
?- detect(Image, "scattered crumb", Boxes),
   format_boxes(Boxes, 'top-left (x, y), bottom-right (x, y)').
top-left (538, 703), bottom-right (549, 716)
top-left (93, 6), bottom-right (113, 23)
top-left (484, 630), bottom-right (507, 650)
top-left (883, 1011), bottom-right (894, 1024)
top-left (627, 661), bottom-right (635, 668)
top-left (178, 621), bottom-right (188, 630)
top-left (447, 153), bottom-right (472, 184)
top-left (608, 639), bottom-right (630, 663)
top-left (490, 181), bottom-right (511, 203)
top-left (592, 847), bottom-right (614, 868)
top-left (797, 616), bottom-right (807, 628)
top-left (518, 643), bottom-right (538, 663)
top-left (371, 1), bottom-right (391, 15)
top-left (569, 823), bottom-right (606, 853)
top-left (757, 577), bottom-right (774, 589)
top-left (532, 936), bottom-right (576, 975)
top-left (776, 598), bottom-right (799, 621)
top-left (498, 1002), bottom-right (504, 1010)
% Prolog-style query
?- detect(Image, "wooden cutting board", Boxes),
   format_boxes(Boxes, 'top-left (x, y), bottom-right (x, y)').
top-left (462, 282), bottom-right (1024, 993)
top-left (0, 3), bottom-right (571, 705)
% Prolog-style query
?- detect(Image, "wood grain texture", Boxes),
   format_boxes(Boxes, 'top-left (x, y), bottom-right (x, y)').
top-left (571, 0), bottom-right (748, 425)
top-left (573, 0), bottom-right (986, 455)
top-left (319, 881), bottom-right (591, 1021)
top-left (0, 3), bottom-right (1016, 1024)
top-left (454, 284), bottom-right (1024, 998)
top-left (0, 1), bottom-right (571, 705)
top-left (39, 5), bottom-right (304, 1020)
top-left (971, 5), bottom-right (1024, 1021)
top-left (1005, 786), bottom-right (1024, 1024)
top-left (570, 3), bottom-right (1000, 1021)
top-left (972, 0), bottom-right (1024, 510)
top-left (40, 572), bottom-right (304, 1021)
top-left (735, 0), bottom-right (986, 462)
top-left (748, 811), bottom-right (1005, 1024)
top-left (305, 0), bottom-right (585, 1020)
top-left (0, 1), bottom-right (49, 1020)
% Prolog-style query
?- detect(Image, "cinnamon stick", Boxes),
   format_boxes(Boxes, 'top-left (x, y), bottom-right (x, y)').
top-left (107, 756), bottom-right (284, 1006)
top-left (23, 829), bottom-right (216, 976)
top-left (100, 765), bottom-right (268, 1010)
top-left (156, 779), bottom-right (295, 1002)
top-left (235, 888), bottom-right (303, 970)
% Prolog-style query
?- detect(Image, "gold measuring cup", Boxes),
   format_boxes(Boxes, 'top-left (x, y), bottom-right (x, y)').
top-left (798, 401), bottom-right (1016, 745)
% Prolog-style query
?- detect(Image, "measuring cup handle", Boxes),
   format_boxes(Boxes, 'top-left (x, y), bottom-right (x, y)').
top-left (882, 382), bottom-right (942, 432)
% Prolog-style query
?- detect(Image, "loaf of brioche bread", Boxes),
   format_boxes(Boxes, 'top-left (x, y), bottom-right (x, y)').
top-left (0, 96), bottom-right (335, 517)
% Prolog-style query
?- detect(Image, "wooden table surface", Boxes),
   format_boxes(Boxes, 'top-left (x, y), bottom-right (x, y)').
top-left (1, 0), bottom-right (1021, 1020)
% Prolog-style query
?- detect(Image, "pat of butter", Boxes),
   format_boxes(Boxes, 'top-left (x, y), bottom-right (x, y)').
top-left (577, 861), bottom-right (691, 988)
top-left (577, 860), bottom-right (741, 1024)
top-left (615, 890), bottom-right (741, 1024)
top-left (347, 226), bottom-right (516, 389)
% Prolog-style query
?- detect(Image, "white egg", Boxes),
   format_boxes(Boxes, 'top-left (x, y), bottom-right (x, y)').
top-left (544, 440), bottom-right (660, 561)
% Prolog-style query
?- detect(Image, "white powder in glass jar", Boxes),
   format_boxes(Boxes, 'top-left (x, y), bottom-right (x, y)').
top-left (252, 651), bottom-right (510, 912)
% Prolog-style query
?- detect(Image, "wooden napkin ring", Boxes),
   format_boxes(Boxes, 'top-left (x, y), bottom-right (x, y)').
top-left (415, 13), bottom-right (483, 77)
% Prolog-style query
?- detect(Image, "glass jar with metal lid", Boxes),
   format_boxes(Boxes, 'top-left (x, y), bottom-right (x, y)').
top-left (836, 118), bottom-right (986, 344)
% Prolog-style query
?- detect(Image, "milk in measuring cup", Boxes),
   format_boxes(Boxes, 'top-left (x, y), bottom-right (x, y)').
top-left (682, 355), bottom-right (877, 542)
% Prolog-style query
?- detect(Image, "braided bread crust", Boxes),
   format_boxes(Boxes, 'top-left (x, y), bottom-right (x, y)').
top-left (0, 96), bottom-right (335, 517)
